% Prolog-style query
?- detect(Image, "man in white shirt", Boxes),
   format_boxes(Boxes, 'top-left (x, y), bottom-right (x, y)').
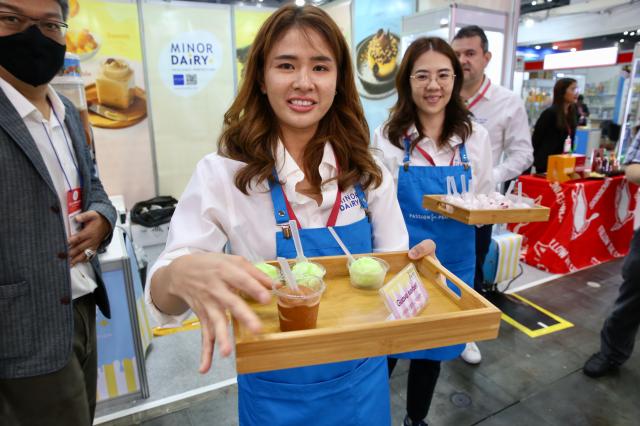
top-left (0, 1), bottom-right (116, 425)
top-left (452, 26), bottom-right (533, 365)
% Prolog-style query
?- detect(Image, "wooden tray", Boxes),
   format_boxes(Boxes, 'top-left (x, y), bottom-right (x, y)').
top-left (423, 195), bottom-right (550, 225)
top-left (233, 252), bottom-right (501, 374)
top-left (85, 83), bottom-right (147, 129)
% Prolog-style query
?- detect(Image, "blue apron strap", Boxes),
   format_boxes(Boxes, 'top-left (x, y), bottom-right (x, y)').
top-left (402, 137), bottom-right (411, 171)
top-left (459, 143), bottom-right (470, 170)
top-left (353, 183), bottom-right (370, 222)
top-left (268, 168), bottom-right (291, 226)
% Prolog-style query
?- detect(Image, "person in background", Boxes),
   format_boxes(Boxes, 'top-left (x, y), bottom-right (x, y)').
top-left (373, 37), bottom-right (493, 426)
top-left (576, 94), bottom-right (590, 126)
top-left (583, 129), bottom-right (640, 378)
top-left (532, 78), bottom-right (578, 173)
top-left (145, 5), bottom-right (436, 425)
top-left (0, 1), bottom-right (116, 425)
top-left (452, 25), bottom-right (533, 365)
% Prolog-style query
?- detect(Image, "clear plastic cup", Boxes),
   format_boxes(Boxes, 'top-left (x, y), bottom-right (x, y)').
top-left (273, 275), bottom-right (325, 332)
top-left (348, 256), bottom-right (389, 290)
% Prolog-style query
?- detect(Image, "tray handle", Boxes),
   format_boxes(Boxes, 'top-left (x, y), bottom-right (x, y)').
top-left (416, 256), bottom-right (462, 301)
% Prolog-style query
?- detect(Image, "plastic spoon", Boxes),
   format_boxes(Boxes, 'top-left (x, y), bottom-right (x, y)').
top-left (277, 257), bottom-right (298, 291)
top-left (328, 227), bottom-right (356, 264)
top-left (288, 219), bottom-right (307, 263)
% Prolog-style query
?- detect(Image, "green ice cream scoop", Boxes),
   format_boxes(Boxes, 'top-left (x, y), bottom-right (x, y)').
top-left (349, 257), bottom-right (387, 289)
top-left (292, 262), bottom-right (326, 283)
top-left (254, 262), bottom-right (280, 281)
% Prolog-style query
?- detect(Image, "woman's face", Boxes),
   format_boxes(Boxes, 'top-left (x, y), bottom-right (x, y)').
top-left (564, 82), bottom-right (578, 104)
top-left (409, 50), bottom-right (455, 121)
top-left (261, 27), bottom-right (338, 141)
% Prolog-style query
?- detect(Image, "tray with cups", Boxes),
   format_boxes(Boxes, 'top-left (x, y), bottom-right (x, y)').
top-left (422, 177), bottom-right (550, 225)
top-left (233, 249), bottom-right (501, 374)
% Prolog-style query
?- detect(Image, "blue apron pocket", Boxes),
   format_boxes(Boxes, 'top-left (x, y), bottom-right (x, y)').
top-left (238, 357), bottom-right (390, 426)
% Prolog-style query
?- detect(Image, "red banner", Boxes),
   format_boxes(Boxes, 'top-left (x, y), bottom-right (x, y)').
top-left (508, 175), bottom-right (637, 274)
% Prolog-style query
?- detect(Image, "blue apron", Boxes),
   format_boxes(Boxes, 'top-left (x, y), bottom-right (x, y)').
top-left (237, 175), bottom-right (390, 426)
top-left (393, 138), bottom-right (475, 361)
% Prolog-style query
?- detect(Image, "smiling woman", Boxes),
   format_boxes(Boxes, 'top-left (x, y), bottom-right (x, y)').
top-left (146, 4), bottom-right (433, 426)
top-left (372, 36), bottom-right (493, 426)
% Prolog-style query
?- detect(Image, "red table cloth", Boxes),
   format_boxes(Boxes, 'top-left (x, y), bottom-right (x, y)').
top-left (508, 175), bottom-right (637, 274)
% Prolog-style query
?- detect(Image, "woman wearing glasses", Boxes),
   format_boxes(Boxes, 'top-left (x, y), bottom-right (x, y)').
top-left (373, 37), bottom-right (493, 426)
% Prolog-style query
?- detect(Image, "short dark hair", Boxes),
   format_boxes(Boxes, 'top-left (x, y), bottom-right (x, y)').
top-left (453, 25), bottom-right (489, 53)
top-left (56, 0), bottom-right (69, 21)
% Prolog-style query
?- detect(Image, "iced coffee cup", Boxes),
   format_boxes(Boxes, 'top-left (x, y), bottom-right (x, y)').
top-left (274, 275), bottom-right (325, 332)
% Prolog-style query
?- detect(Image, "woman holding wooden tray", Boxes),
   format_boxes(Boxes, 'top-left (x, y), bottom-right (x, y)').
top-left (144, 5), bottom-right (436, 426)
top-left (373, 37), bottom-right (493, 426)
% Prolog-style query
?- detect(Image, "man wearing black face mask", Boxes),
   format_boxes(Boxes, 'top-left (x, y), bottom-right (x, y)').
top-left (0, 1), bottom-right (116, 425)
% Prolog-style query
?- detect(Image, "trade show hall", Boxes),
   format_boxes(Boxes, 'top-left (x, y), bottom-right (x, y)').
top-left (2, 0), bottom-right (640, 426)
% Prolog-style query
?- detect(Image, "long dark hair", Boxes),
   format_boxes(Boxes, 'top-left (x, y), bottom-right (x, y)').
top-left (384, 37), bottom-right (472, 150)
top-left (553, 77), bottom-right (577, 131)
top-left (218, 5), bottom-right (382, 195)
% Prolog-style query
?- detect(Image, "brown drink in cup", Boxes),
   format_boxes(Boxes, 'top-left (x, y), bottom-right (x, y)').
top-left (274, 275), bottom-right (325, 332)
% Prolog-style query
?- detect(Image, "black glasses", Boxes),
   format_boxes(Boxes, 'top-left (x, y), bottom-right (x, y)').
top-left (0, 11), bottom-right (68, 40)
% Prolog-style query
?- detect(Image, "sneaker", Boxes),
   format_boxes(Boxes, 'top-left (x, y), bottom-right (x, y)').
top-left (461, 342), bottom-right (482, 364)
top-left (403, 414), bottom-right (428, 426)
top-left (583, 352), bottom-right (619, 378)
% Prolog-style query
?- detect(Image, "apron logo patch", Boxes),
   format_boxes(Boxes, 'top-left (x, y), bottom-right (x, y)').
top-left (340, 192), bottom-right (360, 211)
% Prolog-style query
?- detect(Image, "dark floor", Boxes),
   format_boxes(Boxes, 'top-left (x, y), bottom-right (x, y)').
top-left (114, 259), bottom-right (640, 426)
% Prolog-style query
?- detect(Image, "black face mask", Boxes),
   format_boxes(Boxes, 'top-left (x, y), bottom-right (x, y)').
top-left (0, 25), bottom-right (66, 87)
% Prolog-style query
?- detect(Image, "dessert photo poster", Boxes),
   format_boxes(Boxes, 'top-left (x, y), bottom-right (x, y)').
top-left (142, 2), bottom-right (235, 198)
top-left (353, 0), bottom-right (415, 137)
top-left (66, 0), bottom-right (156, 209)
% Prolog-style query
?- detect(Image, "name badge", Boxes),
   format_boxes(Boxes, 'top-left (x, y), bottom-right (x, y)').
top-left (67, 188), bottom-right (82, 235)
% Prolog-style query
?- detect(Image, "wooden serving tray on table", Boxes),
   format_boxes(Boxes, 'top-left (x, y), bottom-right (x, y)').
top-left (422, 195), bottom-right (550, 225)
top-left (233, 251), bottom-right (501, 374)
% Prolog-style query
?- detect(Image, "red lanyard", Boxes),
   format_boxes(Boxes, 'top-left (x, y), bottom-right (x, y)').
top-left (281, 157), bottom-right (342, 229)
top-left (467, 78), bottom-right (491, 110)
top-left (415, 144), bottom-right (456, 166)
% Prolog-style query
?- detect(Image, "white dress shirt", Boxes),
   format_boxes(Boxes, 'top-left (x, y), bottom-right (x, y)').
top-left (372, 122), bottom-right (494, 195)
top-left (0, 77), bottom-right (97, 300)
top-left (467, 77), bottom-right (533, 185)
top-left (145, 141), bottom-right (409, 325)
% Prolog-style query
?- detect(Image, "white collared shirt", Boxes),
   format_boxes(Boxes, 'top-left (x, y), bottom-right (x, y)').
top-left (0, 77), bottom-right (97, 300)
top-left (372, 122), bottom-right (494, 195)
top-left (466, 77), bottom-right (533, 184)
top-left (145, 142), bottom-right (409, 325)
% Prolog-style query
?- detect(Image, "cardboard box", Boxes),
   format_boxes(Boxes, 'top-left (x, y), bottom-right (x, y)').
top-left (547, 154), bottom-right (586, 183)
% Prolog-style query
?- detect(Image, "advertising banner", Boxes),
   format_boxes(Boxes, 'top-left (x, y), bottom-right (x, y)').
top-left (234, 7), bottom-right (274, 85)
top-left (354, 0), bottom-right (415, 136)
top-left (142, 2), bottom-right (235, 197)
top-left (65, 0), bottom-right (155, 209)
top-left (322, 0), bottom-right (353, 50)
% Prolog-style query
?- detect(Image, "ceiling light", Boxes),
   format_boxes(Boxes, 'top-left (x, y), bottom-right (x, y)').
top-left (531, 1), bottom-right (537, 5)
top-left (620, 38), bottom-right (625, 43)
top-left (295, 0), bottom-right (305, 6)
top-left (525, 18), bottom-right (535, 27)
top-left (535, 45), bottom-right (541, 50)
top-left (624, 31), bottom-right (629, 35)
top-left (439, 18), bottom-right (449, 26)
top-left (631, 32), bottom-right (636, 36)
top-left (546, 0), bottom-right (552, 2)
top-left (552, 45), bottom-right (558, 50)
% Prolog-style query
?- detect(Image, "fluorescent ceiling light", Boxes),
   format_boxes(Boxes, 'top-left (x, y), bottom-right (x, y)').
top-left (620, 38), bottom-right (625, 42)
top-left (525, 18), bottom-right (535, 27)
top-left (532, 1), bottom-right (537, 5)
top-left (544, 46), bottom-right (618, 70)
top-left (535, 45), bottom-right (541, 50)
top-left (552, 45), bottom-right (558, 50)
top-left (295, 0), bottom-right (305, 6)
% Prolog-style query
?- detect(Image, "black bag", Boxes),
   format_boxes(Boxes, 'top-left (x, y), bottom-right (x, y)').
top-left (130, 196), bottom-right (178, 227)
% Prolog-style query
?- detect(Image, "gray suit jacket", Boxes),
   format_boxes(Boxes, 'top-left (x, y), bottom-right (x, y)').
top-left (0, 88), bottom-right (117, 379)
